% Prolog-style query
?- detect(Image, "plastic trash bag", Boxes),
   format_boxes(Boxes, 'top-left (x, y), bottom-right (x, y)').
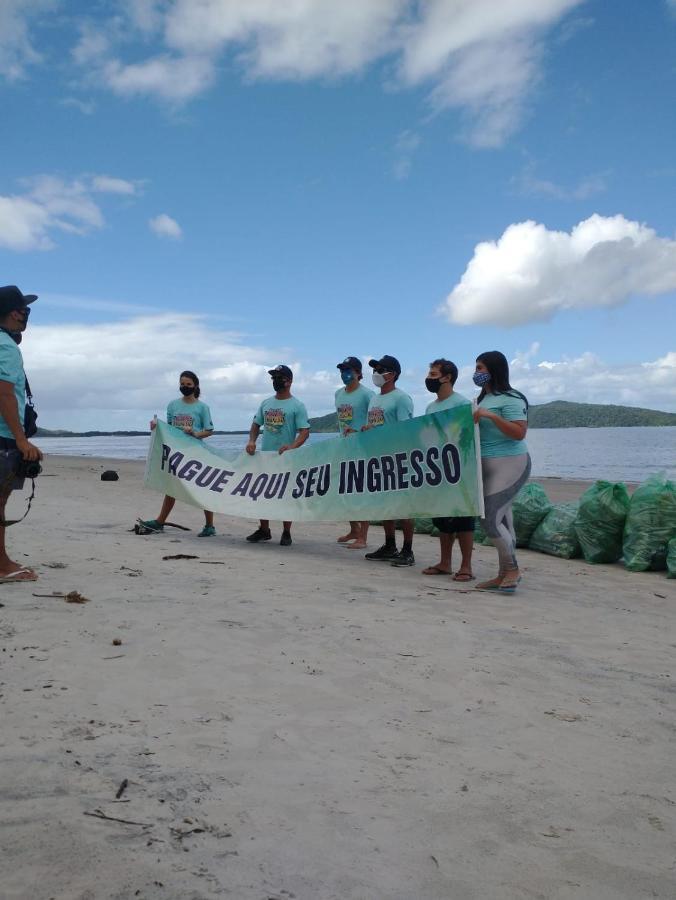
top-left (574, 481), bottom-right (630, 564)
top-left (623, 474), bottom-right (676, 572)
top-left (667, 538), bottom-right (676, 579)
top-left (529, 502), bottom-right (581, 559)
top-left (513, 483), bottom-right (552, 548)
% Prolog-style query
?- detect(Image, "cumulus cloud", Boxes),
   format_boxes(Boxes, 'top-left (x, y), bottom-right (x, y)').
top-left (441, 214), bottom-right (676, 326)
top-left (149, 213), bottom-right (182, 240)
top-left (0, 173), bottom-right (139, 251)
top-left (67, 0), bottom-right (583, 146)
top-left (20, 313), bottom-right (336, 430)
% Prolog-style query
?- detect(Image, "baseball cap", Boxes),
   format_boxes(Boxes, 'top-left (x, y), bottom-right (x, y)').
top-left (336, 356), bottom-right (362, 373)
top-left (268, 364), bottom-right (293, 379)
top-left (0, 285), bottom-right (38, 315)
top-left (368, 355), bottom-right (401, 375)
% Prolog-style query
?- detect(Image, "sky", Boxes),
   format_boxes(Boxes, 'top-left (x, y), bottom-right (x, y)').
top-left (1, 0), bottom-right (675, 431)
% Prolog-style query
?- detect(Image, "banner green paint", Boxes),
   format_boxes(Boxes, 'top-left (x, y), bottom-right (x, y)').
top-left (144, 405), bottom-right (483, 522)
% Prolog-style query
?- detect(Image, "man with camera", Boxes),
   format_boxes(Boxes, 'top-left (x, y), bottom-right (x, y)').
top-left (0, 285), bottom-right (43, 584)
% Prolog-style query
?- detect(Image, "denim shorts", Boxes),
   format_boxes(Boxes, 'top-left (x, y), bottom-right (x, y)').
top-left (0, 438), bottom-right (25, 493)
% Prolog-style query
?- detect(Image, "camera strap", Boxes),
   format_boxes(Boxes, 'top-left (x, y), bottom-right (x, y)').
top-left (0, 467), bottom-right (37, 527)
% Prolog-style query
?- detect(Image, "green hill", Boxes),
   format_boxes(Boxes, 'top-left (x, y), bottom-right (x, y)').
top-left (309, 400), bottom-right (676, 432)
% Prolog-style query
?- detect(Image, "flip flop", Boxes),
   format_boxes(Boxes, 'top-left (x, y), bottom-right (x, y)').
top-left (452, 571), bottom-right (475, 582)
top-left (0, 567), bottom-right (38, 584)
top-left (422, 566), bottom-right (452, 575)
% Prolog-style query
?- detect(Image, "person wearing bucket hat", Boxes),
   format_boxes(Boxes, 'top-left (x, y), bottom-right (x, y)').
top-left (0, 286), bottom-right (43, 584)
top-left (245, 364), bottom-right (310, 546)
top-left (334, 356), bottom-right (374, 549)
top-left (362, 355), bottom-right (416, 567)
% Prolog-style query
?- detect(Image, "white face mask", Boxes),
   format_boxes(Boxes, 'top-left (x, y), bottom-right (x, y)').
top-left (372, 372), bottom-right (387, 387)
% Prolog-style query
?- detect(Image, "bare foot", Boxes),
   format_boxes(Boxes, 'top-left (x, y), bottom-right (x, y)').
top-left (337, 532), bottom-right (360, 543)
top-left (0, 565), bottom-right (38, 583)
top-left (475, 575), bottom-right (504, 591)
top-left (452, 570), bottom-right (474, 582)
top-left (422, 565), bottom-right (451, 575)
top-left (346, 541), bottom-right (367, 549)
top-left (499, 570), bottom-right (521, 591)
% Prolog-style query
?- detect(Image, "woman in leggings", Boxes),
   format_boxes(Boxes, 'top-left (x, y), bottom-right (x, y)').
top-left (473, 351), bottom-right (531, 593)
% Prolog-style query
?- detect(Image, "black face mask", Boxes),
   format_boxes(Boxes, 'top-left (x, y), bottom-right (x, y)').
top-left (272, 377), bottom-right (287, 392)
top-left (179, 386), bottom-right (195, 396)
top-left (425, 377), bottom-right (443, 393)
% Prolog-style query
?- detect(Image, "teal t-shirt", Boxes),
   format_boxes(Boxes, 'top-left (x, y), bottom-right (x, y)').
top-left (254, 396), bottom-right (310, 451)
top-left (166, 399), bottom-right (214, 438)
top-left (478, 392), bottom-right (528, 458)
top-left (0, 331), bottom-right (26, 440)
top-left (335, 383), bottom-right (374, 434)
top-left (425, 391), bottom-right (471, 415)
top-left (366, 388), bottom-right (414, 428)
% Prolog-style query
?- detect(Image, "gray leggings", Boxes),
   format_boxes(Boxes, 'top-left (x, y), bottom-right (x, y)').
top-left (480, 454), bottom-right (531, 571)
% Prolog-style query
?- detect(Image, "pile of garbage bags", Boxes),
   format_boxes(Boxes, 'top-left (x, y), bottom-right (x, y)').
top-left (471, 473), bottom-right (676, 574)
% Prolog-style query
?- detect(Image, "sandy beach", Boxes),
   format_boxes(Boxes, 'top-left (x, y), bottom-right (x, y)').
top-left (1, 456), bottom-right (674, 900)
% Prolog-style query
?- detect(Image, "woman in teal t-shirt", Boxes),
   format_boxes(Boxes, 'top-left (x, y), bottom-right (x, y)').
top-left (473, 351), bottom-right (531, 593)
top-left (139, 371), bottom-right (217, 537)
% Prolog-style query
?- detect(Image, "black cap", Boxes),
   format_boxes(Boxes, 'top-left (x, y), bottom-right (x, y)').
top-left (268, 364), bottom-right (293, 379)
top-left (336, 356), bottom-right (362, 373)
top-left (368, 355), bottom-right (401, 375)
top-left (0, 285), bottom-right (38, 315)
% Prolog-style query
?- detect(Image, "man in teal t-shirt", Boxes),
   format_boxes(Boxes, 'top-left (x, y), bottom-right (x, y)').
top-left (334, 356), bottom-right (374, 549)
top-left (0, 285), bottom-right (43, 585)
top-left (246, 365), bottom-right (310, 546)
top-left (423, 358), bottom-right (475, 582)
top-left (363, 354), bottom-right (416, 568)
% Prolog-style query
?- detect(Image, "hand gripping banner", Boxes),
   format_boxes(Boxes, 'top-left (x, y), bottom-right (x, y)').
top-left (144, 405), bottom-right (484, 522)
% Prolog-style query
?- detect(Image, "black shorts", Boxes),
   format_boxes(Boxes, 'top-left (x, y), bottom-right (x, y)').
top-left (432, 516), bottom-right (475, 534)
top-left (0, 437), bottom-right (25, 492)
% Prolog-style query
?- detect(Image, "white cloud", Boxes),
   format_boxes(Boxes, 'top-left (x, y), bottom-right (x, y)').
top-left (69, 0), bottom-right (584, 146)
top-left (512, 163), bottom-right (607, 200)
top-left (0, 173), bottom-right (139, 251)
top-left (20, 313), bottom-right (334, 430)
top-left (392, 130), bottom-right (421, 180)
top-left (0, 0), bottom-right (48, 81)
top-left (102, 54), bottom-right (215, 102)
top-left (91, 175), bottom-right (138, 195)
top-left (60, 96), bottom-right (97, 115)
top-left (441, 213), bottom-right (676, 326)
top-left (149, 213), bottom-right (182, 239)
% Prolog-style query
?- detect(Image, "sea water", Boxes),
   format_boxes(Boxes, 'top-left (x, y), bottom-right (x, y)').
top-left (34, 426), bottom-right (676, 484)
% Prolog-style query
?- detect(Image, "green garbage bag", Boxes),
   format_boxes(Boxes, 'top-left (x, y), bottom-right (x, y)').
top-left (474, 517), bottom-right (488, 545)
top-left (667, 538), bottom-right (676, 578)
top-left (529, 502), bottom-right (581, 559)
top-left (574, 481), bottom-right (630, 563)
top-left (512, 483), bottom-right (552, 547)
top-left (623, 474), bottom-right (676, 572)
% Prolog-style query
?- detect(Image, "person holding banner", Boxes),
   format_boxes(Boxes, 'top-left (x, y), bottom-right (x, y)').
top-left (139, 371), bottom-right (217, 536)
top-left (245, 365), bottom-right (310, 546)
top-left (335, 356), bottom-right (374, 550)
top-left (362, 355), bottom-right (415, 567)
top-left (422, 359), bottom-right (475, 580)
top-left (472, 351), bottom-right (531, 593)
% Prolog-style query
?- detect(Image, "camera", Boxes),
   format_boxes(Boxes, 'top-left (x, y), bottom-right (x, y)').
top-left (15, 458), bottom-right (42, 479)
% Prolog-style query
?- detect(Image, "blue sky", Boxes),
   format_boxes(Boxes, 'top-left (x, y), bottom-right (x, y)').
top-left (1, 0), bottom-right (675, 430)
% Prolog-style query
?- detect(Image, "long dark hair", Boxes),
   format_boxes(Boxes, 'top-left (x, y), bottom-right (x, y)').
top-left (180, 370), bottom-right (201, 398)
top-left (475, 351), bottom-right (528, 410)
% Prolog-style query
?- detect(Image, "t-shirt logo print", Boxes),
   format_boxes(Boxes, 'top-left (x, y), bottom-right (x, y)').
top-left (337, 403), bottom-right (353, 425)
top-left (264, 408), bottom-right (285, 433)
top-left (173, 414), bottom-right (194, 430)
top-left (367, 407), bottom-right (385, 427)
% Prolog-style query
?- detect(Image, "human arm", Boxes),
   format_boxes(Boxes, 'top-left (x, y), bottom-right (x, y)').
top-left (278, 427), bottom-right (310, 455)
top-left (0, 380), bottom-right (42, 460)
top-left (473, 400), bottom-right (528, 440)
top-left (246, 421), bottom-right (261, 455)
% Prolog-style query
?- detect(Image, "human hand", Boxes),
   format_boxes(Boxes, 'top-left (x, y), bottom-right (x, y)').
top-left (278, 444), bottom-right (289, 455)
top-left (343, 427), bottom-right (356, 435)
top-left (360, 425), bottom-right (371, 432)
top-left (245, 442), bottom-right (256, 456)
top-left (17, 437), bottom-right (43, 461)
top-left (473, 408), bottom-right (491, 423)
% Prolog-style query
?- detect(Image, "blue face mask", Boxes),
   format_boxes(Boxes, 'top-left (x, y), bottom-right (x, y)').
top-left (473, 371), bottom-right (491, 386)
top-left (341, 370), bottom-right (355, 385)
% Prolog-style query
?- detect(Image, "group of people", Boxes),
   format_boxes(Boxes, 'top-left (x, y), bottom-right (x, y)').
top-left (0, 283), bottom-right (531, 594)
top-left (140, 353), bottom-right (531, 594)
